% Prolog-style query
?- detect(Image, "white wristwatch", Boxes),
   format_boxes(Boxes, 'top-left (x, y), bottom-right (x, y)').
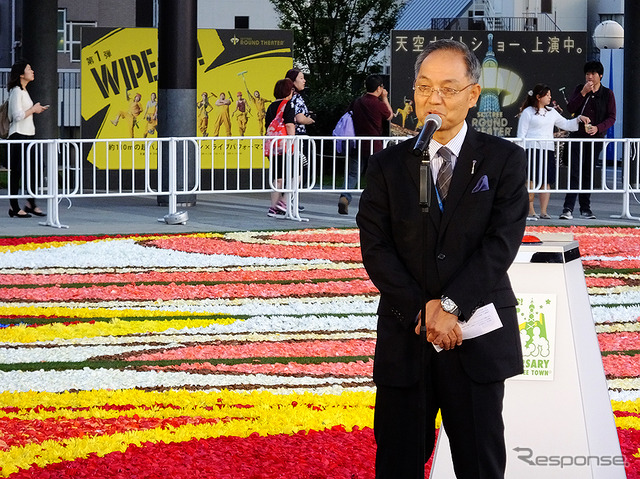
top-left (441, 296), bottom-right (461, 317)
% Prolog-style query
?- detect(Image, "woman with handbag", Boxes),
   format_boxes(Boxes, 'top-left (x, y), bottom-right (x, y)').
top-left (264, 78), bottom-right (295, 218)
top-left (6, 60), bottom-right (49, 218)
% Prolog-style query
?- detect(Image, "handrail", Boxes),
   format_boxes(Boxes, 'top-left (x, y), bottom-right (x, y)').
top-left (1, 135), bottom-right (639, 228)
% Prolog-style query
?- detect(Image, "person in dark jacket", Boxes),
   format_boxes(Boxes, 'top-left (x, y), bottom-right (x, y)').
top-left (338, 75), bottom-right (393, 215)
top-left (559, 61), bottom-right (616, 220)
top-left (357, 39), bottom-right (527, 479)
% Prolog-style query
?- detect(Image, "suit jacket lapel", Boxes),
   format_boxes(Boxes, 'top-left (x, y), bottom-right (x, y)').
top-left (440, 129), bottom-right (483, 229)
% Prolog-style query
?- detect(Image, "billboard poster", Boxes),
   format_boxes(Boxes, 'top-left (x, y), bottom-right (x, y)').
top-left (390, 31), bottom-right (587, 137)
top-left (81, 27), bottom-right (293, 170)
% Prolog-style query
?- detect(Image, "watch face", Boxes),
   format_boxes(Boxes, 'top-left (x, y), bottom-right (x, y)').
top-left (442, 297), bottom-right (457, 314)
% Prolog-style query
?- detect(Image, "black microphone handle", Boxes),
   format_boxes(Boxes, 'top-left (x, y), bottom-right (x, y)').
top-left (420, 152), bottom-right (432, 210)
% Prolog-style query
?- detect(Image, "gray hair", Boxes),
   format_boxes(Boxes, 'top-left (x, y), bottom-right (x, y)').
top-left (414, 39), bottom-right (481, 83)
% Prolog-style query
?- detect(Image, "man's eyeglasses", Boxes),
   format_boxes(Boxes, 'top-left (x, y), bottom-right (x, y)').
top-left (413, 83), bottom-right (475, 99)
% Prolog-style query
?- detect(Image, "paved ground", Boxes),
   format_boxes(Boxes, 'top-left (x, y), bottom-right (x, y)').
top-left (0, 190), bottom-right (639, 237)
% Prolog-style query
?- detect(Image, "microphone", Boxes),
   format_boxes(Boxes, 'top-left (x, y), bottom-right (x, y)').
top-left (412, 114), bottom-right (442, 156)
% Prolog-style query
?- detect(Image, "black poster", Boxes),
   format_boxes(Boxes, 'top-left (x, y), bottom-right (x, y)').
top-left (390, 30), bottom-right (588, 137)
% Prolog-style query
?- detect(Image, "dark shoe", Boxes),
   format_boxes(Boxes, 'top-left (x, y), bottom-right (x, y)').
top-left (24, 205), bottom-right (46, 217)
top-left (559, 208), bottom-right (573, 220)
top-left (580, 209), bottom-right (596, 219)
top-left (338, 196), bottom-right (349, 215)
top-left (9, 209), bottom-right (31, 218)
top-left (267, 207), bottom-right (285, 218)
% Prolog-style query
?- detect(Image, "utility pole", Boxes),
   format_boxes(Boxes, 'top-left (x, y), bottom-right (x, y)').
top-left (21, 0), bottom-right (58, 139)
top-left (624, 0), bottom-right (639, 137)
top-left (157, 0), bottom-right (197, 205)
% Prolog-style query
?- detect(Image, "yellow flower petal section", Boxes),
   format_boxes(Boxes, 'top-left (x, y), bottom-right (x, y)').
top-left (0, 305), bottom-right (222, 319)
top-left (0, 240), bottom-right (89, 253)
top-left (0, 388), bottom-right (372, 410)
top-left (0, 389), bottom-right (375, 477)
top-left (615, 415), bottom-right (640, 430)
top-left (611, 399), bottom-right (640, 414)
top-left (0, 232), bottom-right (225, 253)
top-left (0, 316), bottom-right (237, 343)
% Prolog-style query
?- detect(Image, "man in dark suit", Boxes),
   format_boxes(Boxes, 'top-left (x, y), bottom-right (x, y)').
top-left (356, 39), bottom-right (528, 478)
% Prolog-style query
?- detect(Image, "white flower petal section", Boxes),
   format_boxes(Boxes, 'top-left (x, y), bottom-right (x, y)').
top-left (0, 296), bottom-right (380, 319)
top-left (0, 369), bottom-right (372, 393)
top-left (607, 389), bottom-right (640, 401)
top-left (174, 314), bottom-right (377, 334)
top-left (582, 255), bottom-right (640, 262)
top-left (607, 377), bottom-right (640, 391)
top-left (0, 239), bottom-right (329, 269)
top-left (591, 305), bottom-right (640, 324)
top-left (590, 291), bottom-right (640, 305)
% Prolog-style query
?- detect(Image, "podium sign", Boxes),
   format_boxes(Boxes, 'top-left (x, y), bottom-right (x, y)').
top-left (430, 238), bottom-right (626, 478)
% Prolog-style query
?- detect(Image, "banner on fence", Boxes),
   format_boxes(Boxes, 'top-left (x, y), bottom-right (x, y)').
top-left (81, 27), bottom-right (293, 170)
top-left (390, 30), bottom-right (587, 137)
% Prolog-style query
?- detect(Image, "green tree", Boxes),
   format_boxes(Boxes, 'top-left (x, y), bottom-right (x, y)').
top-left (269, 0), bottom-right (403, 133)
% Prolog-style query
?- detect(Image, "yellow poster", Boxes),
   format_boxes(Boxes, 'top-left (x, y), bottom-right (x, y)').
top-left (81, 27), bottom-right (293, 170)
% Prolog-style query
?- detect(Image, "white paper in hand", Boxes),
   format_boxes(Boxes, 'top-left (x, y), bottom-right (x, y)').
top-left (434, 303), bottom-right (503, 352)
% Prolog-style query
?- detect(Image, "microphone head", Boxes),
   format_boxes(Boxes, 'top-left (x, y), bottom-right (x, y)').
top-left (424, 113), bottom-right (442, 129)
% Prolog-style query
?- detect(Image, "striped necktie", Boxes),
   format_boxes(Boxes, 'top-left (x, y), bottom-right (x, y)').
top-left (436, 147), bottom-right (453, 202)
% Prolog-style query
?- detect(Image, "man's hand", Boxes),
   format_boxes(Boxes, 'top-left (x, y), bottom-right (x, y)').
top-left (414, 299), bottom-right (463, 350)
top-left (581, 80), bottom-right (595, 96)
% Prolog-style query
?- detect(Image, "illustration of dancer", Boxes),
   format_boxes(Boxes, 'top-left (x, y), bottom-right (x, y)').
top-left (210, 91), bottom-right (232, 137)
top-left (197, 91), bottom-right (213, 136)
top-left (393, 97), bottom-right (413, 128)
top-left (142, 92), bottom-right (158, 138)
top-left (246, 89), bottom-right (270, 136)
top-left (232, 91), bottom-right (251, 137)
top-left (111, 90), bottom-right (142, 138)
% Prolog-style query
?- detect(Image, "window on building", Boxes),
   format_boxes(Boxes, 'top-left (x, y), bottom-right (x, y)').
top-left (67, 21), bottom-right (97, 62)
top-left (57, 9), bottom-right (97, 62)
top-left (235, 16), bottom-right (249, 29)
top-left (57, 9), bottom-right (67, 52)
top-left (600, 13), bottom-right (624, 25)
top-left (541, 0), bottom-right (552, 14)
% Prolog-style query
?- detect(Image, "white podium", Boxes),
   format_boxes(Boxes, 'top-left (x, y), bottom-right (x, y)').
top-left (430, 236), bottom-right (626, 478)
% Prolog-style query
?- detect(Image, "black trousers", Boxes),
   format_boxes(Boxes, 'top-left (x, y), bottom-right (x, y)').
top-left (8, 132), bottom-right (37, 212)
top-left (562, 140), bottom-right (603, 213)
top-left (374, 348), bottom-right (506, 479)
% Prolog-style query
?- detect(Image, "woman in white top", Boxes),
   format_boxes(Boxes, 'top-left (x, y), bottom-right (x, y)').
top-left (517, 84), bottom-right (589, 220)
top-left (7, 60), bottom-right (49, 218)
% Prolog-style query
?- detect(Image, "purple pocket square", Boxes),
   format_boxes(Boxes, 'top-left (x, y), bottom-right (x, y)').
top-left (472, 175), bottom-right (489, 193)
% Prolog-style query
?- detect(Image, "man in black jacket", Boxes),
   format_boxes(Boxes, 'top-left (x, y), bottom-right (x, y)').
top-left (559, 60), bottom-right (617, 220)
top-left (357, 39), bottom-right (528, 478)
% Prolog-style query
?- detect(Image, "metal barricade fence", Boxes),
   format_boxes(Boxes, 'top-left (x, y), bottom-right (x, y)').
top-left (1, 135), bottom-right (639, 228)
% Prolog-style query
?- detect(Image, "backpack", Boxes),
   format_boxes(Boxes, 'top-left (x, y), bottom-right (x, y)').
top-left (0, 100), bottom-right (9, 139)
top-left (332, 110), bottom-right (355, 154)
top-left (264, 100), bottom-right (292, 156)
